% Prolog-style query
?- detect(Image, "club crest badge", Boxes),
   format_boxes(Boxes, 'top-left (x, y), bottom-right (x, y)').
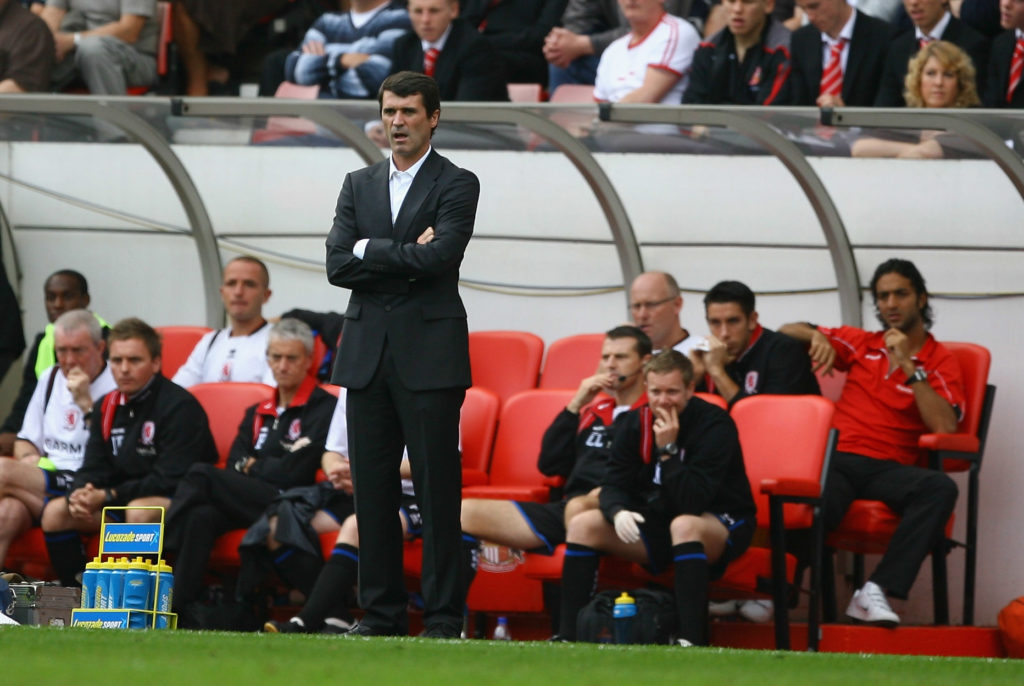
top-left (64, 409), bottom-right (79, 431)
top-left (745, 371), bottom-right (759, 394)
top-left (288, 419), bottom-right (302, 441)
top-left (141, 421), bottom-right (156, 445)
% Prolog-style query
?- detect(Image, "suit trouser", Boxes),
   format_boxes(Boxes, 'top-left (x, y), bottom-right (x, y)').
top-left (824, 451), bottom-right (958, 599)
top-left (348, 342), bottom-right (465, 634)
top-left (53, 13), bottom-right (157, 94)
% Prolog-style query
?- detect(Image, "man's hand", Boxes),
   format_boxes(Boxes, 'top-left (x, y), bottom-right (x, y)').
top-left (66, 367), bottom-right (93, 414)
top-left (613, 510), bottom-right (645, 544)
top-left (326, 457), bottom-right (353, 494)
top-left (68, 483), bottom-right (104, 520)
top-left (808, 329), bottom-right (836, 375)
top-left (703, 334), bottom-right (730, 372)
top-left (816, 93), bottom-right (845, 108)
top-left (652, 405), bottom-right (679, 450)
top-left (417, 227), bottom-right (435, 244)
top-left (566, 370), bottom-right (615, 414)
top-left (543, 28), bottom-right (591, 68)
top-left (339, 53), bottom-right (371, 70)
top-left (301, 40), bottom-right (326, 55)
top-left (686, 349), bottom-right (707, 381)
top-left (54, 32), bottom-right (75, 61)
top-left (883, 328), bottom-right (914, 373)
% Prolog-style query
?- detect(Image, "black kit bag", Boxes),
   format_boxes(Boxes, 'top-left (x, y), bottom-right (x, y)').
top-left (576, 588), bottom-right (677, 645)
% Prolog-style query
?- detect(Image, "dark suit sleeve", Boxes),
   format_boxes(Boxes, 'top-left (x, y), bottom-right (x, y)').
top-left (787, 36), bottom-right (815, 106)
top-left (875, 43), bottom-right (907, 106)
top-left (598, 409), bottom-right (646, 521)
top-left (362, 169), bottom-right (480, 277)
top-left (325, 173), bottom-right (414, 295)
top-left (225, 405), bottom-right (257, 472)
top-left (963, 30), bottom-right (990, 97)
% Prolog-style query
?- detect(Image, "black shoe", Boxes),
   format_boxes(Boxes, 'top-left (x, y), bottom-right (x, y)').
top-left (420, 624), bottom-right (461, 639)
top-left (320, 618), bottom-right (356, 635)
top-left (263, 619), bottom-right (309, 634)
top-left (344, 622), bottom-right (396, 638)
top-left (547, 634), bottom-right (569, 642)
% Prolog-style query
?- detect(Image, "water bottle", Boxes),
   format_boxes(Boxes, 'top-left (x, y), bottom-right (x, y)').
top-left (81, 558), bottom-right (102, 609)
top-left (151, 559), bottom-right (174, 629)
top-left (613, 592), bottom-right (637, 644)
top-left (107, 558), bottom-right (129, 609)
top-left (124, 557), bottom-right (154, 629)
top-left (492, 616), bottom-right (511, 641)
top-left (95, 558), bottom-right (113, 609)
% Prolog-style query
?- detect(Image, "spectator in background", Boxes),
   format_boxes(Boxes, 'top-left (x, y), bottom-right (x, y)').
top-left (788, 0), bottom-right (891, 107)
top-left (461, 0), bottom-right (567, 87)
top-left (629, 272), bottom-right (703, 355)
top-left (41, 318), bottom-right (217, 587)
top-left (40, 0), bottom-right (158, 94)
top-left (683, 0), bottom-right (792, 105)
top-left (171, 256), bottom-right (275, 388)
top-left (982, 0), bottom-right (1024, 106)
top-left (875, 0), bottom-right (989, 106)
top-left (0, 270), bottom-right (106, 457)
top-left (391, 0), bottom-right (509, 101)
top-left (594, 0), bottom-right (702, 104)
top-left (0, 0), bottom-right (55, 92)
top-left (0, 310), bottom-right (115, 571)
top-left (545, 0), bottom-right (710, 92)
top-left (959, 0), bottom-right (1003, 37)
top-left (283, 0), bottom-right (410, 99)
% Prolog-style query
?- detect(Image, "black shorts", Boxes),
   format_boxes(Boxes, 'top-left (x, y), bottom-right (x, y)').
top-left (512, 500), bottom-right (568, 554)
top-left (317, 488), bottom-right (356, 526)
top-left (639, 511), bottom-right (756, 577)
top-left (42, 468), bottom-right (76, 499)
top-left (399, 494), bottom-right (422, 538)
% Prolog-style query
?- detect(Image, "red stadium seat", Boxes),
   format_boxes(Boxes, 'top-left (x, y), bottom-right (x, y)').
top-left (507, 83), bottom-right (543, 102)
top-left (695, 392), bottom-right (728, 410)
top-left (156, 325), bottom-right (212, 380)
top-left (460, 387), bottom-right (500, 487)
top-left (187, 382), bottom-right (275, 468)
top-left (538, 333), bottom-right (604, 389)
top-left (251, 81), bottom-right (321, 144)
top-left (467, 331), bottom-right (544, 407)
top-left (825, 342), bottom-right (994, 626)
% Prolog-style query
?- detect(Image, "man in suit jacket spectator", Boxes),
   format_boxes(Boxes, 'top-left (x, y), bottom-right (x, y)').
top-left (460, 0), bottom-right (567, 86)
top-left (982, 0), bottom-right (1024, 106)
top-left (876, 0), bottom-right (989, 105)
top-left (789, 0), bottom-right (891, 106)
top-left (391, 0), bottom-right (508, 100)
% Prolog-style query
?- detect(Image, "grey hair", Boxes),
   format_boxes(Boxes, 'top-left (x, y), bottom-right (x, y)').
top-left (268, 318), bottom-right (314, 356)
top-left (54, 309), bottom-right (103, 344)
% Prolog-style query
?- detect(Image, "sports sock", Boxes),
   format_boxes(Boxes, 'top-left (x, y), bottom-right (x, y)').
top-left (297, 543), bottom-right (358, 629)
top-left (673, 541), bottom-right (709, 646)
top-left (558, 543), bottom-right (599, 640)
top-left (272, 546), bottom-right (324, 598)
top-left (44, 530), bottom-right (85, 587)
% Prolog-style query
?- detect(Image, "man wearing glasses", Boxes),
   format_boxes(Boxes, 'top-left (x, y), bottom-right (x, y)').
top-left (629, 272), bottom-right (702, 355)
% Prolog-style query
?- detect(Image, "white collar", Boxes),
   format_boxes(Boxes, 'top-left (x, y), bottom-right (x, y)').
top-left (389, 146), bottom-right (432, 178)
top-left (421, 24), bottom-right (453, 53)
top-left (916, 11), bottom-right (952, 42)
top-left (821, 9), bottom-right (856, 45)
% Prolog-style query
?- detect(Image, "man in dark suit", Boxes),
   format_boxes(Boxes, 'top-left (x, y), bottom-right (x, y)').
top-left (461, 0), bottom-right (567, 86)
top-left (391, 0), bottom-right (508, 101)
top-left (982, 0), bottom-right (1024, 107)
top-left (876, 0), bottom-right (989, 106)
top-left (789, 0), bottom-right (891, 106)
top-left (325, 71), bottom-right (479, 638)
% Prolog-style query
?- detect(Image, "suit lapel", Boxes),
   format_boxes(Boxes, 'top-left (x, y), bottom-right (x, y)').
top-left (393, 150), bottom-right (441, 241)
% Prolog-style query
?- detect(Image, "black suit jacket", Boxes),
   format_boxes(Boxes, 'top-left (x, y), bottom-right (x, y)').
top-left (790, 10), bottom-right (891, 106)
top-left (984, 30), bottom-right (1024, 107)
top-left (326, 149), bottom-right (479, 391)
top-left (875, 17), bottom-right (990, 106)
top-left (391, 20), bottom-right (508, 101)
top-left (461, 0), bottom-right (568, 83)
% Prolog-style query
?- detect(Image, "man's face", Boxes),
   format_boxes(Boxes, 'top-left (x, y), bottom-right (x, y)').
top-left (44, 275), bottom-right (89, 324)
top-left (1000, 0), bottom-right (1024, 30)
top-left (618, 0), bottom-right (665, 27)
top-left (724, 0), bottom-right (771, 42)
top-left (904, 0), bottom-right (946, 32)
top-left (381, 91), bottom-right (439, 166)
top-left (409, 0), bottom-right (458, 44)
top-left (629, 274), bottom-right (682, 350)
top-left (598, 336), bottom-right (646, 393)
top-left (55, 326), bottom-right (105, 380)
top-left (796, 0), bottom-right (844, 35)
top-left (109, 338), bottom-right (160, 396)
top-left (705, 302), bottom-right (758, 359)
top-left (874, 272), bottom-right (926, 332)
top-left (646, 369), bottom-right (694, 416)
top-left (266, 338), bottom-right (312, 393)
top-left (220, 260), bottom-right (270, 325)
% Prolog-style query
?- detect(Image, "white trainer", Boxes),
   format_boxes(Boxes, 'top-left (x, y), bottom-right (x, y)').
top-left (737, 599), bottom-right (774, 623)
top-left (845, 581), bottom-right (900, 628)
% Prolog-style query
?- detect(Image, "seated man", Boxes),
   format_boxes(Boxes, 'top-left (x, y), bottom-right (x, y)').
top-left (40, 0), bottom-right (158, 94)
top-left (982, 0), bottom-right (1024, 107)
top-left (780, 258), bottom-right (963, 627)
top-left (629, 272), bottom-right (702, 355)
top-left (40, 317), bottom-right (217, 587)
top-left (557, 350), bottom-right (755, 646)
top-left (0, 270), bottom-right (106, 457)
top-left (391, 0), bottom-right (508, 102)
top-left (0, 0), bottom-right (55, 92)
top-left (172, 256), bottom-right (275, 388)
top-left (0, 310), bottom-right (115, 569)
top-left (690, 280), bottom-right (820, 406)
top-left (166, 319), bottom-right (337, 615)
top-left (459, 325), bottom-right (652, 599)
top-left (875, 0), bottom-right (988, 106)
top-left (788, 0), bottom-right (892, 107)
top-left (283, 0), bottom-right (410, 99)
top-left (683, 0), bottom-right (791, 105)
top-left (460, 0), bottom-right (566, 86)
top-left (594, 0), bottom-right (701, 104)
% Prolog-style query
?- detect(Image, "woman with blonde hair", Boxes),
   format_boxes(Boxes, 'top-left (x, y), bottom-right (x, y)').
top-left (852, 41), bottom-right (980, 158)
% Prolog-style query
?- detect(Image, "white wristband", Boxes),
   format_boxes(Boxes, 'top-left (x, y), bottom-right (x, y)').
top-left (73, 32), bottom-right (81, 46)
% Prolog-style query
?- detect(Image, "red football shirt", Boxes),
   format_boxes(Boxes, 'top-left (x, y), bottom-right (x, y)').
top-left (819, 326), bottom-right (965, 465)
